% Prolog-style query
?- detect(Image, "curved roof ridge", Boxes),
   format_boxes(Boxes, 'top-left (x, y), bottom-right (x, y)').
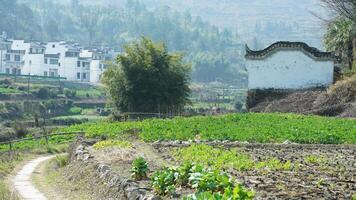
top-left (245, 41), bottom-right (337, 61)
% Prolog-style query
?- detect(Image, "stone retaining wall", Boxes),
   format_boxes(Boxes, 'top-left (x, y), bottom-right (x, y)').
top-left (69, 137), bottom-right (159, 200)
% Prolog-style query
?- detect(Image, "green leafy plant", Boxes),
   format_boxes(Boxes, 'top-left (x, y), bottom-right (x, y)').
top-left (176, 162), bottom-right (194, 186)
top-left (184, 184), bottom-right (254, 200)
top-left (151, 168), bottom-right (177, 196)
top-left (304, 155), bottom-right (327, 165)
top-left (131, 157), bottom-right (149, 181)
top-left (58, 113), bottom-right (356, 144)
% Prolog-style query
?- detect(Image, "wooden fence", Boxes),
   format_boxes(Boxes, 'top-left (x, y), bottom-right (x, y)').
top-left (0, 131), bottom-right (84, 153)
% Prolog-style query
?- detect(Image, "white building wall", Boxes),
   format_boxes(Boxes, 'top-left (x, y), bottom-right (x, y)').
top-left (89, 60), bottom-right (102, 83)
top-left (246, 50), bottom-right (334, 89)
top-left (23, 54), bottom-right (44, 75)
top-left (61, 57), bottom-right (78, 81)
top-left (2, 39), bottom-right (111, 83)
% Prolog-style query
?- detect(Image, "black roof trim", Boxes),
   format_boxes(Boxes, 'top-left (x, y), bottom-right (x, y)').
top-left (245, 41), bottom-right (337, 61)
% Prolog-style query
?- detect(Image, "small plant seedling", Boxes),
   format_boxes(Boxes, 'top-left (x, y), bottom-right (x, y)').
top-left (131, 157), bottom-right (149, 180)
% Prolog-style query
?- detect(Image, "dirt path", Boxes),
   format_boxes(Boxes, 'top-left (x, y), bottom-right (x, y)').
top-left (13, 155), bottom-right (55, 200)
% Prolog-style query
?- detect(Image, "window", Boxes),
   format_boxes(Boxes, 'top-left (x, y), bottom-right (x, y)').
top-left (11, 68), bottom-right (16, 74)
top-left (44, 58), bottom-right (48, 64)
top-left (49, 59), bottom-right (58, 65)
top-left (82, 73), bottom-right (86, 79)
top-left (17, 69), bottom-right (21, 75)
top-left (50, 71), bottom-right (55, 77)
top-left (77, 72), bottom-right (80, 79)
top-left (82, 62), bottom-right (89, 68)
top-left (44, 71), bottom-right (48, 76)
top-left (30, 48), bottom-right (33, 53)
top-left (65, 52), bottom-right (78, 57)
top-left (14, 55), bottom-right (20, 61)
top-left (52, 44), bottom-right (55, 48)
top-left (5, 54), bottom-right (10, 61)
top-left (58, 62), bottom-right (61, 67)
top-left (6, 68), bottom-right (9, 74)
top-left (77, 61), bottom-right (80, 67)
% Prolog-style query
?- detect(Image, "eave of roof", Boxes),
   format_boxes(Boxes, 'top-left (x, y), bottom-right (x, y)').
top-left (245, 41), bottom-right (337, 61)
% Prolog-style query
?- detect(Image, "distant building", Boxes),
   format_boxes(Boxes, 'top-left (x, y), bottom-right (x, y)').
top-left (245, 41), bottom-right (336, 89)
top-left (0, 33), bottom-right (118, 83)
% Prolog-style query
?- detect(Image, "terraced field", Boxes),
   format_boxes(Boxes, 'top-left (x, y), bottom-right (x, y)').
top-left (65, 139), bottom-right (355, 199)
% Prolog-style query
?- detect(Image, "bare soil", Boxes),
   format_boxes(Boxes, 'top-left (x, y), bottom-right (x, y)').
top-left (86, 141), bottom-right (356, 200)
top-left (249, 75), bottom-right (356, 118)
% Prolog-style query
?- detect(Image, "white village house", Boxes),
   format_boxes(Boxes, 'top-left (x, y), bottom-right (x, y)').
top-left (0, 32), bottom-right (117, 83)
top-left (245, 42), bottom-right (337, 89)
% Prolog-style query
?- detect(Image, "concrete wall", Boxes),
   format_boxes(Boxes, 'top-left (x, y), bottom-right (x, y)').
top-left (246, 50), bottom-right (334, 89)
top-left (89, 60), bottom-right (102, 83)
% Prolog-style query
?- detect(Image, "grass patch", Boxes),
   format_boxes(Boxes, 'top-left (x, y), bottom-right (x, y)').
top-left (0, 87), bottom-right (21, 94)
top-left (59, 113), bottom-right (356, 144)
top-left (0, 135), bottom-right (75, 152)
top-left (93, 140), bottom-right (132, 150)
top-left (75, 88), bottom-right (103, 98)
top-left (0, 154), bottom-right (23, 200)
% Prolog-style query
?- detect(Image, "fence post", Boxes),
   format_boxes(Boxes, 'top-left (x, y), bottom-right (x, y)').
top-left (45, 131), bottom-right (49, 146)
top-left (9, 141), bottom-right (12, 151)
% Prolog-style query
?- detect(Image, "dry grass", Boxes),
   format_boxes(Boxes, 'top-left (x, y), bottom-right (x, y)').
top-left (314, 74), bottom-right (356, 108)
top-left (327, 74), bottom-right (356, 103)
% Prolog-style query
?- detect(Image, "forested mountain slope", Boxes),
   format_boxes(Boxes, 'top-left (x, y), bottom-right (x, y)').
top-left (78, 0), bottom-right (328, 49)
top-left (1, 0), bottom-right (247, 85)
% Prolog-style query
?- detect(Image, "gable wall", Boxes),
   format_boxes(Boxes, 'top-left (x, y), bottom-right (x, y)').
top-left (246, 50), bottom-right (334, 89)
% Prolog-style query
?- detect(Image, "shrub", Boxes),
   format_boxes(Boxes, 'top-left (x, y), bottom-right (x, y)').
top-left (64, 89), bottom-right (76, 98)
top-left (17, 86), bottom-right (27, 91)
top-left (12, 123), bottom-right (28, 138)
top-left (35, 88), bottom-right (57, 99)
top-left (234, 100), bottom-right (244, 111)
top-left (0, 79), bottom-right (12, 86)
top-left (131, 157), bottom-right (149, 181)
top-left (54, 155), bottom-right (69, 168)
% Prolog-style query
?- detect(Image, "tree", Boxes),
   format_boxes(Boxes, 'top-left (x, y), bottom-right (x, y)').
top-left (324, 17), bottom-right (355, 71)
top-left (321, 0), bottom-right (356, 22)
top-left (80, 7), bottom-right (101, 47)
top-left (102, 37), bottom-right (191, 115)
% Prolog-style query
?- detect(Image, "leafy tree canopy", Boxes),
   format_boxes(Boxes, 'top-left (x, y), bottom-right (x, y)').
top-left (102, 37), bottom-right (191, 114)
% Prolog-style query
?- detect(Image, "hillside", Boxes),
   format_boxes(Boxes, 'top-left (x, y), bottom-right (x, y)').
top-left (78, 0), bottom-right (328, 49)
top-left (5, 0), bottom-right (247, 85)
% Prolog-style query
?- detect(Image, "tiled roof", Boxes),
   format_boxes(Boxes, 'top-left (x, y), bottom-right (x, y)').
top-left (245, 41), bottom-right (337, 61)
